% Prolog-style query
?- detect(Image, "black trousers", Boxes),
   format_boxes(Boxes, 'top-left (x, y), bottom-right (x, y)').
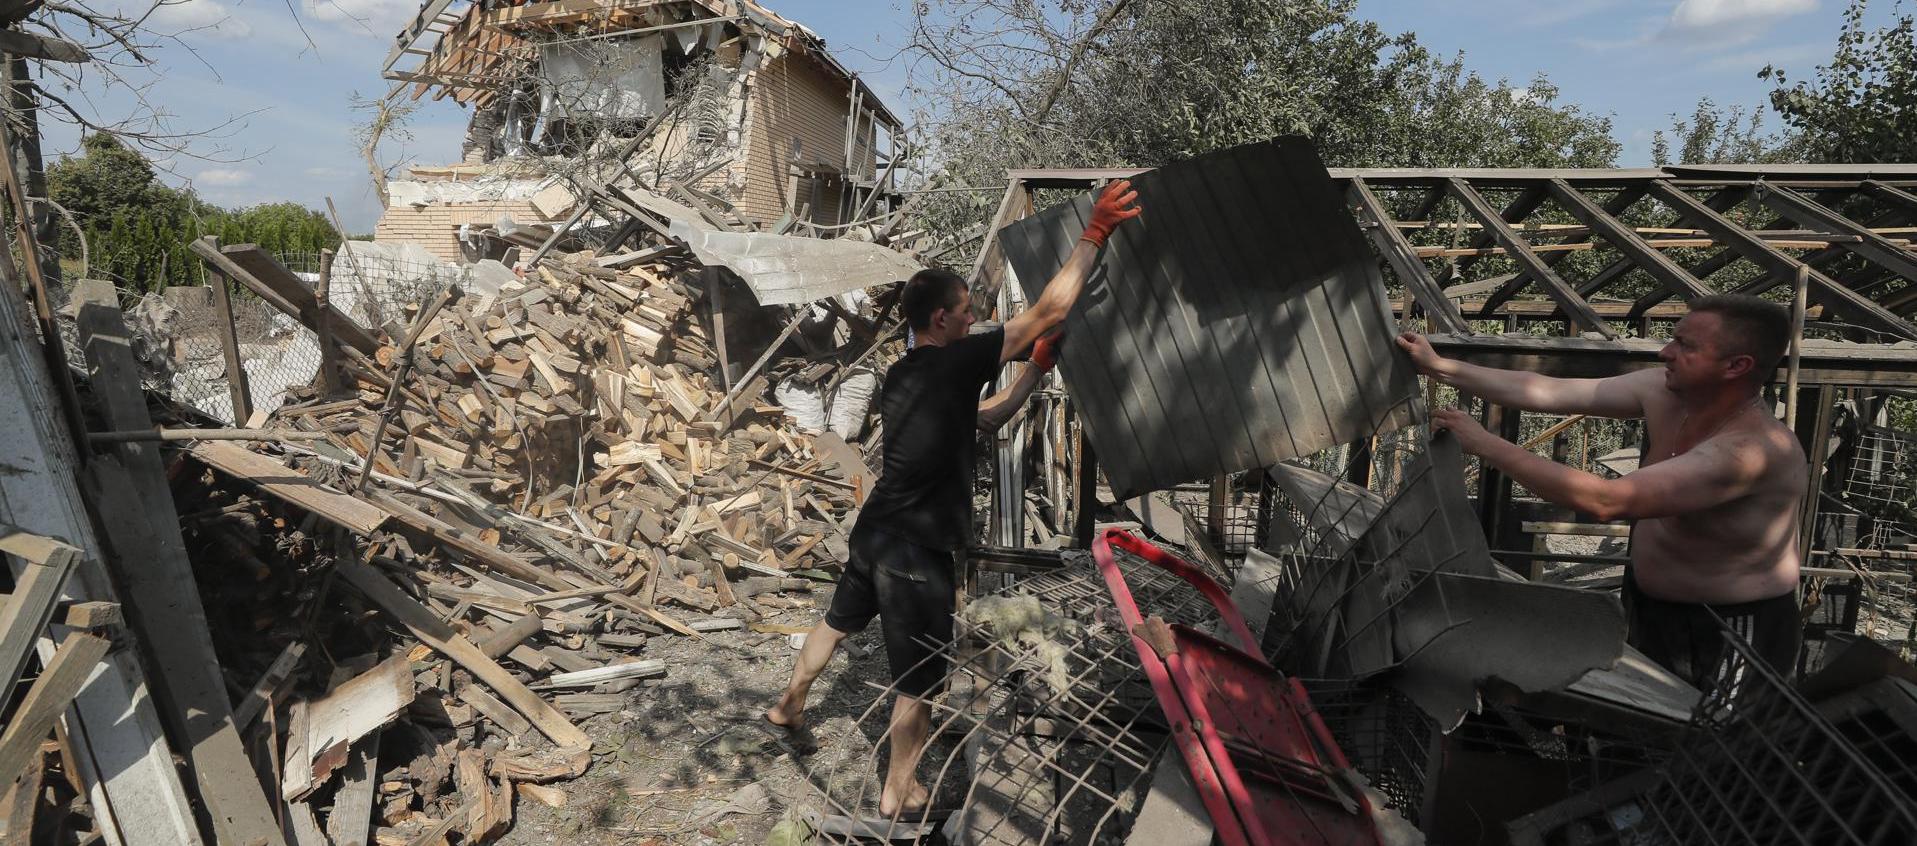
top-left (1622, 570), bottom-right (1802, 692)
top-left (824, 524), bottom-right (959, 699)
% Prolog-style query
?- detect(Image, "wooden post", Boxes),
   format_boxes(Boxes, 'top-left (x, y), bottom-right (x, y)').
top-left (314, 248), bottom-right (341, 394)
top-left (1478, 404), bottom-right (1522, 554)
top-left (1799, 385), bottom-right (1837, 561)
top-left (1207, 474), bottom-right (1229, 548)
top-left (1071, 427), bottom-right (1098, 549)
top-left (1785, 264), bottom-right (1809, 429)
top-left (206, 238), bottom-right (253, 425)
top-left (706, 267), bottom-right (733, 390)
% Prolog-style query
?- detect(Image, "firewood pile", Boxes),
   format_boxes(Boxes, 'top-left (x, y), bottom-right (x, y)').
top-left (160, 247), bottom-right (886, 844)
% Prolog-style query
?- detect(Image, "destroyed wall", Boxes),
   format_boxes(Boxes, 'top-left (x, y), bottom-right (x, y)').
top-left (374, 174), bottom-right (575, 264)
top-left (739, 49), bottom-right (877, 228)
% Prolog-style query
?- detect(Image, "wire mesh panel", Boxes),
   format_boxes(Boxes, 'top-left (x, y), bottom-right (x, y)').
top-left (1508, 628), bottom-right (1917, 845)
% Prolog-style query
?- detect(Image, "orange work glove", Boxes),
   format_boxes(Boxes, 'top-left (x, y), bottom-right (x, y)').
top-left (1032, 333), bottom-right (1064, 373)
top-left (1080, 179), bottom-right (1142, 248)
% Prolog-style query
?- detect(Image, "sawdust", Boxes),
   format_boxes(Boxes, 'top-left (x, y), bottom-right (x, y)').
top-left (962, 595), bottom-right (1079, 695)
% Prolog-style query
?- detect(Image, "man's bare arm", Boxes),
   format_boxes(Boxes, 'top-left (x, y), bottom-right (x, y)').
top-left (978, 364), bottom-right (1044, 432)
top-left (1001, 180), bottom-right (1140, 364)
top-left (1003, 240), bottom-right (1095, 364)
top-left (1459, 421), bottom-right (1769, 522)
top-left (1397, 332), bottom-right (1651, 418)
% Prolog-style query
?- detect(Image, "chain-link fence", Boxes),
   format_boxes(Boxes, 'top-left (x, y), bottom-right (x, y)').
top-left (57, 245), bottom-right (473, 425)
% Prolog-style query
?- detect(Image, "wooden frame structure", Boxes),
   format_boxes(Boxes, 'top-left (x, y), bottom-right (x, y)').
top-left (968, 163), bottom-right (1917, 578)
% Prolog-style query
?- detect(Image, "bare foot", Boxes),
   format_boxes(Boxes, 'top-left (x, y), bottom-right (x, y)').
top-left (879, 781), bottom-right (930, 817)
top-left (764, 695), bottom-right (804, 731)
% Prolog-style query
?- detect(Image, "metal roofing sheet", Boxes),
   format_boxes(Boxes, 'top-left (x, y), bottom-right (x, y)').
top-left (998, 137), bottom-right (1419, 498)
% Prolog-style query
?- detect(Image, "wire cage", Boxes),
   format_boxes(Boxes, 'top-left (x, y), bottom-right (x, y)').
top-left (1507, 626), bottom-right (1917, 845)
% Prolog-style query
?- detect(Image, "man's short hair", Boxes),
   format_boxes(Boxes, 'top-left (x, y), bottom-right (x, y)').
top-left (902, 268), bottom-right (968, 331)
top-left (1690, 293), bottom-right (1792, 379)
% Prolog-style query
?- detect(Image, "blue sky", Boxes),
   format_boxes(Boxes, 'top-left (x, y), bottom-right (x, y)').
top-left (48, 0), bottom-right (1889, 232)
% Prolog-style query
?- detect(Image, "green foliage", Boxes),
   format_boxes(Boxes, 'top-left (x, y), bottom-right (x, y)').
top-left (1762, 0), bottom-right (1917, 162)
top-left (906, 0), bottom-right (1619, 262)
top-left (45, 134), bottom-right (341, 291)
top-left (1651, 97), bottom-right (1802, 166)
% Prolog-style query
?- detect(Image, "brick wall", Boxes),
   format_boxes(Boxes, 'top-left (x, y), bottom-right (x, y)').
top-left (373, 200), bottom-right (562, 264)
top-left (738, 51), bottom-right (878, 228)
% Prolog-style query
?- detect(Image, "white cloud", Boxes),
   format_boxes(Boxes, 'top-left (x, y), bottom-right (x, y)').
top-left (1660, 0), bottom-right (1818, 48)
top-left (303, 166), bottom-right (347, 178)
top-left (149, 0), bottom-right (253, 39)
top-left (196, 167), bottom-right (252, 186)
top-left (304, 0), bottom-right (420, 38)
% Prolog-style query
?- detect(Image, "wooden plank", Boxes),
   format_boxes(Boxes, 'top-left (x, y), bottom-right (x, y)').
top-left (0, 633), bottom-right (110, 789)
top-left (233, 641), bottom-right (305, 731)
top-left (335, 556), bottom-right (591, 749)
top-left (190, 441), bottom-right (388, 535)
top-left (3, 739), bottom-right (45, 846)
top-left (189, 238), bottom-right (379, 354)
top-left (1445, 177), bottom-right (1616, 337)
top-left (1347, 176), bottom-right (1469, 334)
top-left (0, 530), bottom-right (77, 694)
top-left (0, 260), bottom-right (202, 845)
top-left (70, 279), bottom-right (289, 846)
top-left (324, 734), bottom-right (380, 846)
top-left (299, 656), bottom-right (413, 796)
top-left (206, 256), bottom-right (254, 425)
top-left (1646, 180), bottom-right (1917, 340)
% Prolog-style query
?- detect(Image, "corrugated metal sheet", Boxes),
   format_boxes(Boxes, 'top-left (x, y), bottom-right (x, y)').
top-left (670, 221), bottom-right (925, 306)
top-left (998, 137), bottom-right (1419, 498)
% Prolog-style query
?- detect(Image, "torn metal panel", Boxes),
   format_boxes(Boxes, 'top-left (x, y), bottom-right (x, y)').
top-left (1388, 572), bottom-right (1625, 731)
top-left (669, 220), bottom-right (923, 305)
top-left (998, 138), bottom-right (1419, 499)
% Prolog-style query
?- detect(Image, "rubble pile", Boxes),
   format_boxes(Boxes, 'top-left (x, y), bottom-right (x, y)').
top-left (169, 246), bottom-right (884, 843)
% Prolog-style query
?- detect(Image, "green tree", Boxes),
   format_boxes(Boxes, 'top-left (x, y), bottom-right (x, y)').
top-left (1651, 97), bottom-right (1801, 166)
top-left (904, 0), bottom-right (1619, 258)
top-left (47, 134), bottom-right (341, 290)
top-left (1761, 0), bottom-right (1917, 162)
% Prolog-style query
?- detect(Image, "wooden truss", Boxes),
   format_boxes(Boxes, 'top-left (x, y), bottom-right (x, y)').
top-left (971, 164), bottom-right (1917, 386)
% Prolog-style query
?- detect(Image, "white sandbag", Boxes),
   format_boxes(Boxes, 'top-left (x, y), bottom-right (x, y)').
top-left (827, 370), bottom-right (876, 439)
top-left (775, 379), bottom-right (827, 433)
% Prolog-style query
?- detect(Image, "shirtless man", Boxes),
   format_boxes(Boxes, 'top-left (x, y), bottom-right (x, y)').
top-left (1397, 294), bottom-right (1806, 687)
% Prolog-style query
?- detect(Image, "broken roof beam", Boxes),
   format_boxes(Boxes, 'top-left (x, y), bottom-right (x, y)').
top-left (1426, 332), bottom-right (1917, 386)
top-left (1346, 176), bottom-right (1470, 334)
top-left (1443, 177), bottom-right (1617, 338)
top-left (1545, 178), bottom-right (1712, 304)
top-left (1646, 180), bottom-right (1917, 340)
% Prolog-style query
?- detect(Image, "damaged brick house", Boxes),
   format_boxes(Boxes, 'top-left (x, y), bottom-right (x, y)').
top-left (377, 0), bottom-right (904, 263)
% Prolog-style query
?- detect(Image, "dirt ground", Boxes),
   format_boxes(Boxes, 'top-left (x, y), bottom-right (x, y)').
top-left (496, 587), bottom-right (899, 846)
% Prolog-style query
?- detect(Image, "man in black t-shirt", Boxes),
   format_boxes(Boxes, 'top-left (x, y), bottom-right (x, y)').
top-left (765, 180), bottom-right (1142, 816)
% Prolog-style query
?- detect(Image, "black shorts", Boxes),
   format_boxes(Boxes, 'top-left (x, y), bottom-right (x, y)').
top-left (824, 525), bottom-right (959, 699)
top-left (1622, 570), bottom-right (1802, 691)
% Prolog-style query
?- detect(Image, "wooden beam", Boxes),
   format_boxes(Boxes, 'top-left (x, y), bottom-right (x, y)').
top-left (0, 633), bottom-right (109, 787)
top-left (1445, 178), bottom-right (1616, 337)
top-left (0, 529), bottom-right (77, 695)
top-left (1455, 184), bottom-right (1547, 273)
top-left (0, 234), bottom-right (203, 845)
top-left (189, 442), bottom-right (388, 535)
top-left (188, 238), bottom-right (378, 354)
top-left (1585, 186), bottom-right (1749, 304)
top-left (1546, 179), bottom-right (1711, 303)
top-left (70, 280), bottom-right (288, 846)
top-left (334, 557), bottom-right (591, 749)
top-left (1646, 180), bottom-right (1917, 341)
top-left (967, 178), bottom-right (1033, 319)
top-left (205, 255), bottom-right (253, 425)
top-left (1755, 182), bottom-right (1917, 285)
top-left (1348, 176), bottom-right (1469, 334)
top-left (1426, 332), bottom-right (1917, 386)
